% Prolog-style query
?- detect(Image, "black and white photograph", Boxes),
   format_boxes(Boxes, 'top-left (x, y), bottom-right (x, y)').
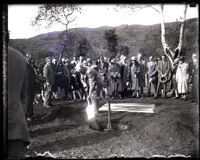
top-left (3, 3), bottom-right (199, 159)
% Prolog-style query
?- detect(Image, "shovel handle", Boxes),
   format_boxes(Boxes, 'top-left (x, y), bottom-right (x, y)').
top-left (107, 99), bottom-right (112, 131)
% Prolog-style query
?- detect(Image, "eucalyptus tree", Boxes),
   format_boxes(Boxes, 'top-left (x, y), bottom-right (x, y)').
top-left (117, 4), bottom-right (188, 68)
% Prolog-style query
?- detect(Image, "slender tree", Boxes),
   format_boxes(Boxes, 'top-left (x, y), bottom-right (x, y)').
top-left (160, 4), bottom-right (188, 68)
top-left (117, 4), bottom-right (188, 68)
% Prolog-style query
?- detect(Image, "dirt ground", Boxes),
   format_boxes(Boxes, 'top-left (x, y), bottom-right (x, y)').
top-left (28, 95), bottom-right (199, 158)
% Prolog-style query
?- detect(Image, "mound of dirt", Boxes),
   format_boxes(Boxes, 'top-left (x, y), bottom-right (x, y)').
top-left (133, 108), bottom-right (199, 156)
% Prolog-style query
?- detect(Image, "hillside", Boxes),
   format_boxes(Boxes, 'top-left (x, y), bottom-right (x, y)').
top-left (9, 18), bottom-right (198, 62)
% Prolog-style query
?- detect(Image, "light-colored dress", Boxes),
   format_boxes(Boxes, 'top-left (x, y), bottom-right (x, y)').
top-left (176, 62), bottom-right (189, 94)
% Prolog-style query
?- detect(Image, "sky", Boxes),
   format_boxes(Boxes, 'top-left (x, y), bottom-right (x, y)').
top-left (8, 4), bottom-right (199, 39)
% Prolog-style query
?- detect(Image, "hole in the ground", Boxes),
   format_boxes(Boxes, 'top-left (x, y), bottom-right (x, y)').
top-left (104, 123), bottom-right (129, 131)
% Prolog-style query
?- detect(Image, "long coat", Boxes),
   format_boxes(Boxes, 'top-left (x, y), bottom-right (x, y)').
top-left (138, 60), bottom-right (146, 87)
top-left (130, 62), bottom-right (140, 90)
top-left (119, 62), bottom-right (129, 91)
top-left (8, 46), bottom-right (30, 144)
top-left (20, 62), bottom-right (37, 118)
top-left (176, 62), bottom-right (189, 94)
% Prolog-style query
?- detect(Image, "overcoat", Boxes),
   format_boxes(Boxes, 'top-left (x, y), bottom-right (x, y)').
top-left (130, 62), bottom-right (140, 90)
top-left (119, 62), bottom-right (129, 90)
top-left (8, 46), bottom-right (30, 144)
top-left (138, 60), bottom-right (146, 87)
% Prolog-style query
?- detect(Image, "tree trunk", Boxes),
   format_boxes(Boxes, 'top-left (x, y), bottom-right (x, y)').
top-left (174, 4), bottom-right (188, 59)
top-left (159, 4), bottom-right (188, 92)
top-left (160, 4), bottom-right (188, 69)
top-left (160, 4), bottom-right (174, 68)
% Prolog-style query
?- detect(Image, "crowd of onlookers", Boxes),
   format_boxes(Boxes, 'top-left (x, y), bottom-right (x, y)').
top-left (25, 52), bottom-right (199, 120)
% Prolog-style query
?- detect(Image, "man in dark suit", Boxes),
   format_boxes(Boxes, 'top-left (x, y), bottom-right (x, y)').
top-left (43, 57), bottom-right (55, 108)
top-left (137, 53), bottom-right (147, 97)
top-left (146, 56), bottom-right (157, 97)
top-left (155, 55), bottom-right (171, 98)
top-left (21, 53), bottom-right (38, 121)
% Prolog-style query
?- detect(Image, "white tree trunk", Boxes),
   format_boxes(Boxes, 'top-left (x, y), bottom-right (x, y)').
top-left (160, 4), bottom-right (174, 68)
top-left (160, 4), bottom-right (188, 68)
top-left (174, 4), bottom-right (188, 59)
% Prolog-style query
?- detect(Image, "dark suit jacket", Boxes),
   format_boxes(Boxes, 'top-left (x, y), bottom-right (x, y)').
top-left (156, 60), bottom-right (171, 79)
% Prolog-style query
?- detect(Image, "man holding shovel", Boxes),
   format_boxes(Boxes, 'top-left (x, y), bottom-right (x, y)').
top-left (76, 63), bottom-right (104, 131)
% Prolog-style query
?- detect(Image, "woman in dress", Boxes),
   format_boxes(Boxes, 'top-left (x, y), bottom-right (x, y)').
top-left (175, 56), bottom-right (189, 100)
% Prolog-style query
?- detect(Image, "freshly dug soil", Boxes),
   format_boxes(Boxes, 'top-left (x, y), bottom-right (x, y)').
top-left (29, 97), bottom-right (199, 158)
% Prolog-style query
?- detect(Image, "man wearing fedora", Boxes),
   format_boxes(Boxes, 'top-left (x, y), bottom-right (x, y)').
top-left (155, 55), bottom-right (171, 99)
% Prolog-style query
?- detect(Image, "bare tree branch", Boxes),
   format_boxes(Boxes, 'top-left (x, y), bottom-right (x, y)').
top-left (151, 6), bottom-right (161, 14)
top-left (32, 4), bottom-right (81, 30)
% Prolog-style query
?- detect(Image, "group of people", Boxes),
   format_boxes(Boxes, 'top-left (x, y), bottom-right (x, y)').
top-left (25, 52), bottom-right (199, 120)
top-left (7, 44), bottom-right (199, 157)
